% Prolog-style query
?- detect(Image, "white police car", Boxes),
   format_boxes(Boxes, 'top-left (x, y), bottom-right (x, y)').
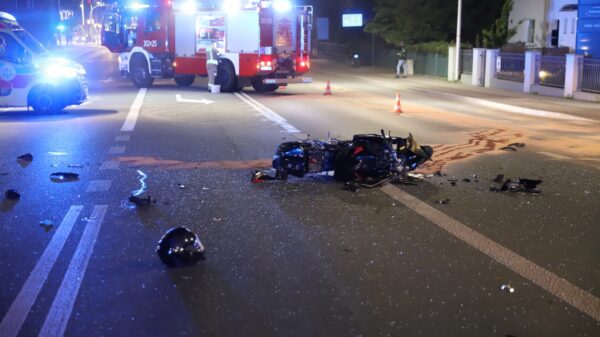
top-left (0, 12), bottom-right (87, 113)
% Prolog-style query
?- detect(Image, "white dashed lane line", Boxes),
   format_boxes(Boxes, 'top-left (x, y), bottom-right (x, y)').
top-left (115, 135), bottom-right (131, 142)
top-left (99, 161), bottom-right (120, 170)
top-left (85, 180), bottom-right (112, 193)
top-left (108, 146), bottom-right (126, 154)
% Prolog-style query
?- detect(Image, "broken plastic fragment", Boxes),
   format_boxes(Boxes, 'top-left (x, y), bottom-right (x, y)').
top-left (436, 198), bottom-right (451, 204)
top-left (129, 194), bottom-right (156, 207)
top-left (508, 143), bottom-right (525, 148)
top-left (251, 171), bottom-right (275, 183)
top-left (508, 178), bottom-right (542, 193)
top-left (156, 227), bottom-right (205, 267)
top-left (177, 183), bottom-right (185, 189)
top-left (39, 220), bottom-right (54, 232)
top-left (493, 174), bottom-right (505, 184)
top-left (5, 189), bottom-right (20, 200)
top-left (344, 182), bottom-right (358, 192)
top-left (17, 153), bottom-right (33, 161)
top-left (50, 172), bottom-right (79, 182)
top-left (68, 164), bottom-right (84, 168)
top-left (500, 146), bottom-right (518, 152)
top-left (500, 283), bottom-right (515, 293)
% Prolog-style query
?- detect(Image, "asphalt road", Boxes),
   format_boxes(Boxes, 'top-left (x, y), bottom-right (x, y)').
top-left (0, 48), bottom-right (599, 337)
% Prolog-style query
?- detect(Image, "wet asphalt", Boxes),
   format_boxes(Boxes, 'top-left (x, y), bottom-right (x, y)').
top-left (0, 52), bottom-right (599, 337)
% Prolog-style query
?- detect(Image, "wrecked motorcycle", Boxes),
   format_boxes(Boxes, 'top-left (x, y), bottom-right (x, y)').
top-left (253, 130), bottom-right (433, 188)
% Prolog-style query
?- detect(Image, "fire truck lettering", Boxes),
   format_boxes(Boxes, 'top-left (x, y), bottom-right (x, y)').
top-left (143, 40), bottom-right (158, 48)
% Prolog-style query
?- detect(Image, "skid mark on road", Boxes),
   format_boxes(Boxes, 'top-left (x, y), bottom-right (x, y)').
top-left (419, 129), bottom-right (523, 173)
top-left (115, 156), bottom-right (272, 170)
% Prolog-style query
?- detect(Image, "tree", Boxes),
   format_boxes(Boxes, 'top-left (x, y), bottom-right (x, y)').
top-left (481, 0), bottom-right (518, 48)
top-left (365, 0), bottom-right (453, 46)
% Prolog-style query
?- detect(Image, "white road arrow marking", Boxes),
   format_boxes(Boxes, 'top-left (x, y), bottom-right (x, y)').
top-left (175, 94), bottom-right (214, 105)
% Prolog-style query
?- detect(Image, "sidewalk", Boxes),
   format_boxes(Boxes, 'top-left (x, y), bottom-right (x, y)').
top-left (315, 59), bottom-right (600, 123)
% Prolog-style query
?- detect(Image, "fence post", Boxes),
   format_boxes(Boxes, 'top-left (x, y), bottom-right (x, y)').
top-left (484, 49), bottom-right (499, 88)
top-left (523, 51), bottom-right (540, 93)
top-left (564, 54), bottom-right (583, 97)
top-left (448, 46), bottom-right (457, 81)
top-left (472, 48), bottom-right (486, 87)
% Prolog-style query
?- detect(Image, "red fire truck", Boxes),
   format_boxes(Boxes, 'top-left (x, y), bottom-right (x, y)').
top-left (101, 0), bottom-right (312, 92)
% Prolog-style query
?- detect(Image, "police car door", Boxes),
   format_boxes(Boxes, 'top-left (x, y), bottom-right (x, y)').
top-left (0, 32), bottom-right (34, 107)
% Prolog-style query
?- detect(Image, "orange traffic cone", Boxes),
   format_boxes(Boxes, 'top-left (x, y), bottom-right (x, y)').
top-left (393, 92), bottom-right (403, 113)
top-left (324, 81), bottom-right (332, 95)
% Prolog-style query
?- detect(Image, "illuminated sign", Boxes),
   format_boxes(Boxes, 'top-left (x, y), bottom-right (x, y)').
top-left (342, 14), bottom-right (363, 28)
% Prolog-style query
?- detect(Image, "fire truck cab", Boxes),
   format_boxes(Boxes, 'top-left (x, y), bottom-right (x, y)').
top-left (102, 0), bottom-right (312, 92)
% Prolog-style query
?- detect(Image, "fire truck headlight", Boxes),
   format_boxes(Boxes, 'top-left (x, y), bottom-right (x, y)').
top-left (273, 0), bottom-right (292, 12)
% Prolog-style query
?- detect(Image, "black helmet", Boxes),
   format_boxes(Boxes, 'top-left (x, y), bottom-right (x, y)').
top-left (156, 227), bottom-right (205, 267)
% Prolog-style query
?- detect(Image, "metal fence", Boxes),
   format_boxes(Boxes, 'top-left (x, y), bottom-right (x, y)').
top-left (580, 58), bottom-right (600, 94)
top-left (460, 49), bottom-right (473, 75)
top-left (495, 52), bottom-right (525, 82)
top-left (408, 51), bottom-right (448, 78)
top-left (535, 55), bottom-right (566, 88)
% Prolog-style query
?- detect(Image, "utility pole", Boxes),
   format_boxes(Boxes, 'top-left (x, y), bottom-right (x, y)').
top-left (455, 0), bottom-right (462, 81)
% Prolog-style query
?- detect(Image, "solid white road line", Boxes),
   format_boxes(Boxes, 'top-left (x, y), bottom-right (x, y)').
top-left (39, 205), bottom-right (108, 337)
top-left (120, 88), bottom-right (147, 132)
top-left (417, 89), bottom-right (594, 122)
top-left (0, 206), bottom-right (84, 337)
top-left (85, 180), bottom-right (112, 193)
top-left (381, 185), bottom-right (600, 322)
top-left (108, 146), bottom-right (126, 154)
top-left (234, 92), bottom-right (301, 133)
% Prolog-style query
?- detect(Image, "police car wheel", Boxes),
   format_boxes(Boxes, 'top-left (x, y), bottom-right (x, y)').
top-left (30, 89), bottom-right (63, 114)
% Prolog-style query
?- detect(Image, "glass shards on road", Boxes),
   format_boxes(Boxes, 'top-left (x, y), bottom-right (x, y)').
top-left (500, 283), bottom-right (515, 293)
top-left (156, 227), bottom-right (205, 267)
top-left (490, 177), bottom-right (542, 194)
top-left (50, 172), bottom-right (80, 183)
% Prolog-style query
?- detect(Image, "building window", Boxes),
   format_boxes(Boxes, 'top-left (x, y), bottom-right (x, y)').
top-left (571, 18), bottom-right (576, 34)
top-left (526, 19), bottom-right (535, 44)
top-left (563, 19), bottom-right (568, 34)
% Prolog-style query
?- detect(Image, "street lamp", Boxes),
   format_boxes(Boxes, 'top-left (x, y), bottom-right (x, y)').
top-left (454, 0), bottom-right (462, 81)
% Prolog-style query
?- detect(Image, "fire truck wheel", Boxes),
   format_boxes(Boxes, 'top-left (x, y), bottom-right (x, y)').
top-left (130, 55), bottom-right (155, 88)
top-left (251, 77), bottom-right (279, 92)
top-left (28, 86), bottom-right (64, 114)
top-left (215, 61), bottom-right (237, 92)
top-left (174, 75), bottom-right (195, 87)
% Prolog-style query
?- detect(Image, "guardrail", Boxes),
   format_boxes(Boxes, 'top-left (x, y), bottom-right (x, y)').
top-left (495, 52), bottom-right (525, 82)
top-left (535, 55), bottom-right (566, 88)
top-left (580, 58), bottom-right (600, 94)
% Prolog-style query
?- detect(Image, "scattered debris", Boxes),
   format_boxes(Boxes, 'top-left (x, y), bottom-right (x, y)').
top-left (463, 178), bottom-right (471, 183)
top-left (500, 146), bottom-right (518, 152)
top-left (5, 189), bottom-right (20, 200)
top-left (212, 217), bottom-right (225, 222)
top-left (39, 220), bottom-right (54, 232)
top-left (129, 194), bottom-right (156, 207)
top-left (201, 187), bottom-right (210, 190)
top-left (177, 183), bottom-right (186, 189)
top-left (344, 182), bottom-right (359, 192)
top-left (343, 248), bottom-right (353, 253)
top-left (491, 177), bottom-right (542, 194)
top-left (493, 174), bottom-right (505, 184)
top-left (67, 164), bottom-right (84, 168)
top-left (156, 227), bottom-right (205, 267)
top-left (509, 178), bottom-right (542, 193)
top-left (17, 153), bottom-right (33, 161)
top-left (436, 198), bottom-right (451, 205)
top-left (50, 172), bottom-right (79, 182)
top-left (500, 283), bottom-right (515, 293)
top-left (434, 170), bottom-right (447, 177)
top-left (500, 142), bottom-right (525, 152)
top-left (251, 171), bottom-right (275, 183)
top-left (508, 143), bottom-right (525, 148)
